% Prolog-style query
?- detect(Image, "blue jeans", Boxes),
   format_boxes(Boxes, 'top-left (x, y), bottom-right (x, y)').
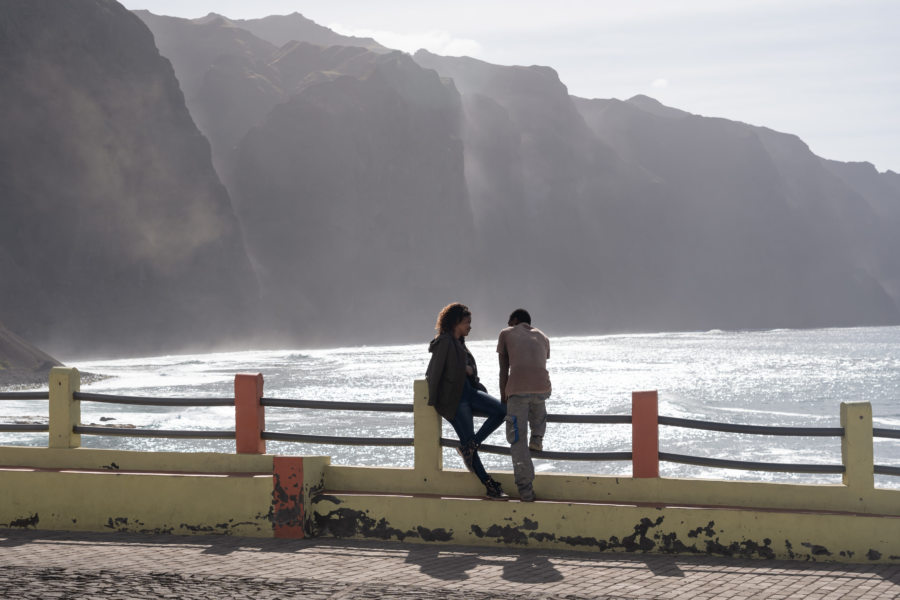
top-left (448, 381), bottom-right (507, 484)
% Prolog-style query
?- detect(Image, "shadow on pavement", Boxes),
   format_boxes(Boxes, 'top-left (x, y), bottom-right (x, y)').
top-left (3, 528), bottom-right (899, 587)
top-left (501, 553), bottom-right (564, 583)
top-left (403, 545), bottom-right (478, 581)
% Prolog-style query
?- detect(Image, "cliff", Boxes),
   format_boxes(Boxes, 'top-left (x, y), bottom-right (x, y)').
top-left (0, 322), bottom-right (62, 387)
top-left (0, 0), bottom-right (259, 356)
top-left (133, 10), bottom-right (900, 339)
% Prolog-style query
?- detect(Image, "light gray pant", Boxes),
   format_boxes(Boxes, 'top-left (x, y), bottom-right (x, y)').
top-left (505, 393), bottom-right (549, 500)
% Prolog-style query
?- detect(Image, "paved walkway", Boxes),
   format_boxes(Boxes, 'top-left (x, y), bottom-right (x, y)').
top-left (1, 529), bottom-right (898, 599)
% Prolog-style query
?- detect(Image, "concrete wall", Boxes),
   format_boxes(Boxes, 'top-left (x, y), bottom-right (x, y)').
top-left (312, 493), bottom-right (900, 562)
top-left (2, 369), bottom-right (898, 563)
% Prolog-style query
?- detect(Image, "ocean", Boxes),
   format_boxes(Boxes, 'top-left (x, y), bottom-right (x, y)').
top-left (3, 326), bottom-right (899, 489)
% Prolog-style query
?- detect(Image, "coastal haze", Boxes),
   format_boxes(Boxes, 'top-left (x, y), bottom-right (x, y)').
top-left (1, 0), bottom-right (900, 382)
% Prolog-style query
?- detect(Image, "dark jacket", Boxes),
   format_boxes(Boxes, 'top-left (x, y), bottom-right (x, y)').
top-left (460, 337), bottom-right (488, 393)
top-left (426, 333), bottom-right (467, 420)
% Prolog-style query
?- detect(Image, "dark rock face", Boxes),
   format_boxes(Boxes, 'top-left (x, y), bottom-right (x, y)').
top-left (821, 161), bottom-right (900, 311)
top-left (413, 51), bottom-right (646, 332)
top-left (416, 50), bottom-right (900, 332)
top-left (573, 96), bottom-right (900, 330)
top-left (232, 53), bottom-right (475, 343)
top-left (0, 0), bottom-right (258, 356)
top-left (139, 13), bottom-right (476, 344)
top-left (0, 321), bottom-right (62, 387)
top-left (133, 11), bottom-right (386, 194)
top-left (126, 11), bottom-right (900, 340)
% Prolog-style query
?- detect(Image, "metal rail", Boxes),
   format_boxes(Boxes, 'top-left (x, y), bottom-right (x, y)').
top-left (0, 424), bottom-right (48, 432)
top-left (659, 452), bottom-right (845, 474)
top-left (874, 428), bottom-right (900, 440)
top-left (546, 414), bottom-right (631, 424)
top-left (263, 432), bottom-right (414, 446)
top-left (658, 416), bottom-right (843, 436)
top-left (261, 397), bottom-right (413, 412)
top-left (261, 399), bottom-right (631, 424)
top-left (73, 425), bottom-right (235, 439)
top-left (440, 438), bottom-right (631, 461)
top-left (73, 392), bottom-right (233, 407)
top-left (0, 392), bottom-right (49, 400)
top-left (3, 388), bottom-right (897, 477)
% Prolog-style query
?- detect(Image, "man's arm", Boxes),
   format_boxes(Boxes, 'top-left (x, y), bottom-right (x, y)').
top-left (498, 351), bottom-right (510, 403)
top-left (497, 330), bottom-right (509, 403)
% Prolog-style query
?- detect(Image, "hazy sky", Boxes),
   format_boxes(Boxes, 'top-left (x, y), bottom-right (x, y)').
top-left (122, 0), bottom-right (899, 173)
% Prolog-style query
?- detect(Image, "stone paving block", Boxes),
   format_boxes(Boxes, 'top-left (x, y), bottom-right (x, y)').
top-left (2, 530), bottom-right (900, 599)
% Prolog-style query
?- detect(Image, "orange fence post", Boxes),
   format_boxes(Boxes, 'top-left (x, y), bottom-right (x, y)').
top-left (235, 373), bottom-right (265, 454)
top-left (273, 456), bottom-right (305, 538)
top-left (632, 390), bottom-right (659, 478)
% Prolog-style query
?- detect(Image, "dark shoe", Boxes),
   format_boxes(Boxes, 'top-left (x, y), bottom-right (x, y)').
top-left (484, 478), bottom-right (509, 500)
top-left (456, 440), bottom-right (477, 472)
top-left (529, 435), bottom-right (543, 452)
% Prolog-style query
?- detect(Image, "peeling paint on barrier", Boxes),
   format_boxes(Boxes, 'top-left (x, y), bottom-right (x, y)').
top-left (99, 516), bottom-right (262, 535)
top-left (802, 543), bottom-right (832, 557)
top-left (470, 523), bottom-right (529, 545)
top-left (310, 494), bottom-right (889, 563)
top-left (314, 506), bottom-right (453, 543)
top-left (3, 513), bottom-right (39, 529)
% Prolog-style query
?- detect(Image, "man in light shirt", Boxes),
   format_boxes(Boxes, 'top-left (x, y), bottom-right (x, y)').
top-left (497, 308), bottom-right (551, 502)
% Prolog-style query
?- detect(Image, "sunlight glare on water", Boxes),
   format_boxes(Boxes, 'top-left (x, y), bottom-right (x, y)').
top-left (2, 326), bottom-right (898, 488)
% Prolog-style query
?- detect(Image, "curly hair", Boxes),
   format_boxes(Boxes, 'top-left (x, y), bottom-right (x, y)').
top-left (435, 302), bottom-right (471, 334)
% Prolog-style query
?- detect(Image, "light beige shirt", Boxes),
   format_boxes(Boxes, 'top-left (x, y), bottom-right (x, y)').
top-left (497, 323), bottom-right (551, 398)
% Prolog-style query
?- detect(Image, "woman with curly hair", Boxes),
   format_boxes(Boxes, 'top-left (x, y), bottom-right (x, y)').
top-left (425, 302), bottom-right (508, 498)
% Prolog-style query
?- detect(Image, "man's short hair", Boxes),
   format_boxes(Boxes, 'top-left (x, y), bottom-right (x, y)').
top-left (508, 308), bottom-right (531, 325)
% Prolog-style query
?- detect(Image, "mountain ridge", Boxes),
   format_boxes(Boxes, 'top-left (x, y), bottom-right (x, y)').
top-left (2, 4), bottom-right (898, 363)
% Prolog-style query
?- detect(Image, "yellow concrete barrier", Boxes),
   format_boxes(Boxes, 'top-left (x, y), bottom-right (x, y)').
top-left (1, 368), bottom-right (898, 563)
top-left (311, 493), bottom-right (900, 562)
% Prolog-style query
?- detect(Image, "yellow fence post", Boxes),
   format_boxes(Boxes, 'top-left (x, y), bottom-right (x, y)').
top-left (841, 401), bottom-right (874, 494)
top-left (414, 379), bottom-right (442, 480)
top-left (49, 366), bottom-right (81, 449)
